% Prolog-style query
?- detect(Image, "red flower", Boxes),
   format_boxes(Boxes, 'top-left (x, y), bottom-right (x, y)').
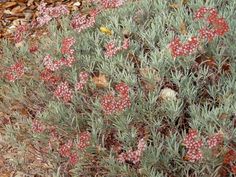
top-left (40, 69), bottom-right (60, 85)
top-left (223, 149), bottom-right (236, 164)
top-left (5, 61), bottom-right (24, 82)
top-left (70, 12), bottom-right (96, 33)
top-left (59, 140), bottom-right (73, 157)
top-left (169, 37), bottom-right (199, 58)
top-left (14, 25), bottom-right (28, 43)
top-left (61, 37), bottom-right (76, 55)
top-left (104, 41), bottom-right (120, 58)
top-left (101, 0), bottom-right (124, 9)
top-left (117, 138), bottom-right (146, 165)
top-left (115, 82), bottom-right (130, 96)
top-left (69, 152), bottom-right (78, 165)
top-left (194, 6), bottom-right (208, 20)
top-left (77, 131), bottom-right (91, 150)
top-left (101, 83), bottom-right (131, 115)
top-left (75, 71), bottom-right (89, 91)
top-left (54, 81), bottom-right (73, 102)
top-left (183, 129), bottom-right (203, 162)
top-left (32, 120), bottom-right (45, 133)
top-left (207, 132), bottom-right (223, 149)
top-left (100, 93), bottom-right (117, 115)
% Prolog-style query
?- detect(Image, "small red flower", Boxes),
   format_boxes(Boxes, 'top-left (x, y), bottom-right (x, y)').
top-left (70, 12), bottom-right (96, 33)
top-left (14, 25), bottom-right (28, 43)
top-left (122, 38), bottom-right (130, 50)
top-left (75, 71), bottom-right (89, 91)
top-left (115, 82), bottom-right (130, 96)
top-left (117, 138), bottom-right (146, 165)
top-left (69, 152), bottom-right (78, 165)
top-left (54, 81), bottom-right (73, 102)
top-left (104, 41), bottom-right (120, 58)
top-left (5, 61), bottom-right (24, 82)
top-left (61, 37), bottom-right (76, 55)
top-left (59, 140), bottom-right (73, 157)
top-left (169, 37), bottom-right (199, 58)
top-left (40, 69), bottom-right (60, 85)
top-left (183, 129), bottom-right (203, 162)
top-left (100, 82), bottom-right (131, 115)
top-left (207, 132), bottom-right (223, 149)
top-left (101, 0), bottom-right (124, 9)
top-left (77, 131), bottom-right (91, 150)
top-left (32, 120), bottom-right (45, 133)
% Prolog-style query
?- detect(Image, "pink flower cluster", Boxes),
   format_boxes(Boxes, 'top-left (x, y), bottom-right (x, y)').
top-left (101, 0), bottom-right (125, 9)
top-left (54, 81), bottom-right (73, 103)
top-left (88, 0), bottom-right (124, 9)
top-left (169, 7), bottom-right (229, 58)
top-left (100, 82), bottom-right (131, 115)
top-left (5, 61), bottom-right (24, 82)
top-left (59, 140), bottom-right (73, 157)
top-left (58, 140), bottom-right (78, 165)
top-left (61, 37), bottom-right (76, 55)
top-left (117, 138), bottom-right (146, 165)
top-left (76, 72), bottom-right (89, 91)
top-left (14, 25), bottom-right (28, 43)
top-left (58, 131), bottom-right (91, 164)
top-left (183, 130), bottom-right (225, 162)
top-left (40, 69), bottom-right (61, 85)
top-left (43, 55), bottom-right (75, 71)
top-left (207, 132), bottom-right (223, 149)
top-left (169, 37), bottom-right (199, 58)
top-left (104, 38), bottom-right (130, 57)
top-left (36, 2), bottom-right (69, 27)
top-left (32, 120), bottom-right (45, 133)
top-left (183, 129), bottom-right (203, 162)
top-left (195, 7), bottom-right (229, 41)
top-left (70, 10), bottom-right (97, 33)
top-left (77, 131), bottom-right (91, 150)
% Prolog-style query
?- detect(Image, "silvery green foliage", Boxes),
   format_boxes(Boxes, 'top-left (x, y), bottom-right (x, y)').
top-left (0, 0), bottom-right (236, 176)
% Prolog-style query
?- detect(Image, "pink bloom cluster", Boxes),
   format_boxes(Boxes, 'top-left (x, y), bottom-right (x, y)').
top-left (59, 140), bottom-right (78, 165)
top-left (169, 37), bottom-right (199, 58)
top-left (70, 10), bottom-right (98, 33)
top-left (101, 0), bottom-right (125, 9)
top-left (54, 81), bottom-right (73, 103)
top-left (43, 55), bottom-right (75, 71)
top-left (61, 37), bottom-right (76, 55)
top-left (104, 38), bottom-right (130, 57)
top-left (195, 7), bottom-right (229, 41)
top-left (32, 120), bottom-right (45, 133)
top-left (36, 2), bottom-right (69, 27)
top-left (5, 61), bottom-right (24, 82)
top-left (58, 131), bottom-right (91, 164)
top-left (169, 7), bottom-right (229, 58)
top-left (100, 82), bottom-right (131, 115)
top-left (77, 131), bottom-right (91, 150)
top-left (118, 138), bottom-right (146, 165)
top-left (183, 129), bottom-right (203, 162)
top-left (14, 25), bottom-right (28, 43)
top-left (40, 69), bottom-right (61, 85)
top-left (59, 140), bottom-right (73, 157)
top-left (76, 72), bottom-right (89, 91)
top-left (207, 132), bottom-right (223, 149)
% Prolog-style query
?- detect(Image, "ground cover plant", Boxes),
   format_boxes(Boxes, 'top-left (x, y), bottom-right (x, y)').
top-left (0, 0), bottom-right (236, 176)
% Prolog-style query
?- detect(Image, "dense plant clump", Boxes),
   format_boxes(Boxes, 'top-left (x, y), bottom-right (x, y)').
top-left (0, 0), bottom-right (236, 176)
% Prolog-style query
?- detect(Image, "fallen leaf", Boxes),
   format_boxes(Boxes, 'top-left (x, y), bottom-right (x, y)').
top-left (3, 2), bottom-right (17, 9)
top-left (169, 3), bottom-right (180, 9)
top-left (179, 21), bottom-right (187, 35)
top-left (92, 74), bottom-right (109, 88)
top-left (99, 26), bottom-right (112, 35)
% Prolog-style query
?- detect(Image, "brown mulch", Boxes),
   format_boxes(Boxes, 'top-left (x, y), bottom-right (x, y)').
top-left (0, 0), bottom-right (83, 40)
